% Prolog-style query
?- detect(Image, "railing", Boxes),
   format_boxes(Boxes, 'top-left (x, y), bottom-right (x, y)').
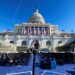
top-left (0, 45), bottom-right (15, 52)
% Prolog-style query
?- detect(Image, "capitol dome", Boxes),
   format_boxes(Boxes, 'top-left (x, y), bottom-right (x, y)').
top-left (29, 9), bottom-right (45, 24)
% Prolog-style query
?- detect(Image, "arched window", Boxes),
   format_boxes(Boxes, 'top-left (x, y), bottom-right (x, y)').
top-left (21, 41), bottom-right (27, 46)
top-left (46, 41), bottom-right (51, 46)
top-left (58, 41), bottom-right (62, 45)
top-left (31, 40), bottom-right (39, 48)
top-left (10, 41), bottom-right (14, 44)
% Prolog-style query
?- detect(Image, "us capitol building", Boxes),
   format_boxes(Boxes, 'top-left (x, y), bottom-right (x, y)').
top-left (0, 9), bottom-right (75, 53)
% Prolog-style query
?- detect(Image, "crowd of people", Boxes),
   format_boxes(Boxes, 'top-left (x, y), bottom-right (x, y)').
top-left (0, 52), bottom-right (74, 68)
top-left (0, 52), bottom-right (30, 66)
top-left (40, 53), bottom-right (74, 65)
top-left (39, 53), bottom-right (75, 69)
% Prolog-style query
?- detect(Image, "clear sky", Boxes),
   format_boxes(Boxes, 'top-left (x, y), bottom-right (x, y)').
top-left (0, 0), bottom-right (75, 32)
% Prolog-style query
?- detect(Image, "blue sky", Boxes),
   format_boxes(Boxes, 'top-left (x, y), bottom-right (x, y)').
top-left (0, 0), bottom-right (75, 32)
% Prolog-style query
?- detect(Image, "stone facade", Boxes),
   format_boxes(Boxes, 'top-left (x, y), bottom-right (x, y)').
top-left (0, 9), bottom-right (75, 53)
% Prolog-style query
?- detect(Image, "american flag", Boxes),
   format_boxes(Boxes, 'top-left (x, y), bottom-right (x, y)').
top-left (45, 27), bottom-right (50, 35)
top-left (22, 27), bottom-right (28, 35)
top-left (22, 29), bottom-right (26, 35)
top-left (22, 29), bottom-right (23, 35)
top-left (39, 27), bottom-right (42, 35)
top-left (22, 28), bottom-right (24, 35)
top-left (35, 27), bottom-right (38, 35)
top-left (31, 27), bottom-right (34, 35)
top-left (42, 27), bottom-right (44, 34)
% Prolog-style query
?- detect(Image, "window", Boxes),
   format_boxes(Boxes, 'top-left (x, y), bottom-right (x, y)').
top-left (21, 41), bottom-right (27, 46)
top-left (58, 41), bottom-right (62, 45)
top-left (10, 41), bottom-right (14, 44)
top-left (46, 41), bottom-right (51, 46)
top-left (35, 27), bottom-right (38, 29)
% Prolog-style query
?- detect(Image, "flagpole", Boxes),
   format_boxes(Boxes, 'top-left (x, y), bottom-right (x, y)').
top-left (32, 49), bottom-right (37, 75)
